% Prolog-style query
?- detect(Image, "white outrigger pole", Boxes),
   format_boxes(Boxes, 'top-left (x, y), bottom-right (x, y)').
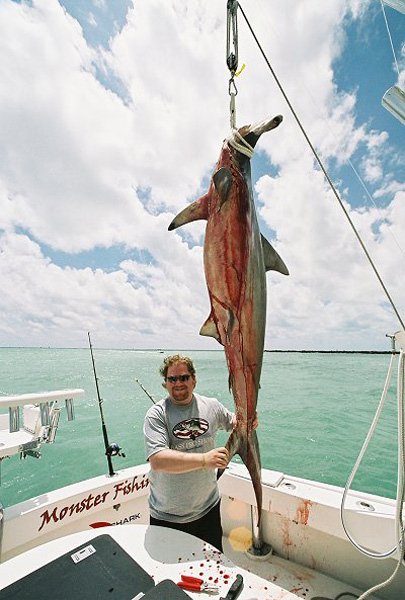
top-left (381, 0), bottom-right (405, 125)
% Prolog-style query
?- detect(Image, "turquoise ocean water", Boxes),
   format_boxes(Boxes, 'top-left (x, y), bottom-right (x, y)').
top-left (0, 348), bottom-right (400, 508)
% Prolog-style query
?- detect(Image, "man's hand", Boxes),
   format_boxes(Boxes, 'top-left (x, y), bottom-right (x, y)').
top-left (203, 447), bottom-right (229, 470)
top-left (150, 447), bottom-right (230, 473)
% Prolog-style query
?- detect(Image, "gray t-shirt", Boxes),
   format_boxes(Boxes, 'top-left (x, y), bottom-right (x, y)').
top-left (144, 393), bottom-right (234, 522)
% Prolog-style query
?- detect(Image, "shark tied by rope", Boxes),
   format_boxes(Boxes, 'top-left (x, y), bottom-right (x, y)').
top-left (169, 116), bottom-right (289, 526)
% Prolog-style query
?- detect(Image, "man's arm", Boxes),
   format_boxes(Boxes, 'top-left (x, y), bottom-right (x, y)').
top-left (149, 447), bottom-right (229, 473)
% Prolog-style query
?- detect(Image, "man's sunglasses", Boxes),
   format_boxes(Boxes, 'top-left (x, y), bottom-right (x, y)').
top-left (166, 374), bottom-right (191, 383)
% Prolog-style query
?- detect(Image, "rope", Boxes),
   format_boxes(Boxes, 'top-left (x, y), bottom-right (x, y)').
top-left (340, 344), bottom-right (405, 600)
top-left (340, 351), bottom-right (397, 559)
top-left (229, 130), bottom-right (254, 157)
top-left (380, 0), bottom-right (401, 81)
top-left (241, 0), bottom-right (404, 258)
top-left (237, 2), bottom-right (405, 332)
top-left (345, 156), bottom-right (405, 257)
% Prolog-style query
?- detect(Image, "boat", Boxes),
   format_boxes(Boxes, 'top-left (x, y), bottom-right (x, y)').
top-left (1, 2), bottom-right (404, 599)
top-left (1, 329), bottom-right (404, 600)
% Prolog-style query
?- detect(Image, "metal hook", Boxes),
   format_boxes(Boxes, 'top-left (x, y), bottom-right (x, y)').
top-left (226, 0), bottom-right (239, 74)
top-left (228, 76), bottom-right (238, 96)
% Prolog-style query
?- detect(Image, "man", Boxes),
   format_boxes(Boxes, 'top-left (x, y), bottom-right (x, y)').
top-left (143, 354), bottom-right (234, 552)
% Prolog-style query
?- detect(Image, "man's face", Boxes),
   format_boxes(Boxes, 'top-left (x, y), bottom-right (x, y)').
top-left (165, 362), bottom-right (196, 405)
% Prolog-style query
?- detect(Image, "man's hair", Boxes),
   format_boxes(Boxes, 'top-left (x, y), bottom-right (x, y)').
top-left (159, 355), bottom-right (196, 379)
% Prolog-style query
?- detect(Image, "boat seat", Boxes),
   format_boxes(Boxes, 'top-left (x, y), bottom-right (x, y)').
top-left (0, 405), bottom-right (46, 460)
top-left (22, 405), bottom-right (44, 436)
top-left (0, 389), bottom-right (84, 461)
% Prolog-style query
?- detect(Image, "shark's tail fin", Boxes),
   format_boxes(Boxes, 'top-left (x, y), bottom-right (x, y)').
top-left (225, 426), bottom-right (262, 526)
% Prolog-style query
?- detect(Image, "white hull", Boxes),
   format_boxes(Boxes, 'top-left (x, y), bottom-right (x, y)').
top-left (2, 462), bottom-right (404, 599)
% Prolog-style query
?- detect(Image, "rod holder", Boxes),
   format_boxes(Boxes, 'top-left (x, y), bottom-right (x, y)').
top-left (65, 398), bottom-right (75, 421)
top-left (9, 407), bottom-right (20, 433)
top-left (247, 505), bottom-right (273, 558)
top-left (40, 402), bottom-right (50, 427)
top-left (48, 407), bottom-right (61, 443)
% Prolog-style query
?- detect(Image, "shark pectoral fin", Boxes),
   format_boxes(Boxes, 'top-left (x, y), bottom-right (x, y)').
top-left (261, 234), bottom-right (289, 275)
top-left (213, 167), bottom-right (232, 208)
top-left (199, 315), bottom-right (221, 342)
top-left (168, 194), bottom-right (209, 231)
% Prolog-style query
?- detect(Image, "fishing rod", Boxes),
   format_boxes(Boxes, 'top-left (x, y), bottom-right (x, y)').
top-left (88, 332), bottom-right (125, 477)
top-left (135, 378), bottom-right (156, 405)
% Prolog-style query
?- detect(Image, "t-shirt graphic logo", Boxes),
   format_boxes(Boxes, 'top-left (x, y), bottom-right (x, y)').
top-left (173, 418), bottom-right (209, 440)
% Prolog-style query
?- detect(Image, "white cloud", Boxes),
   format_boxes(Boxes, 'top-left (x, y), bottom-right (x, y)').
top-left (88, 12), bottom-right (97, 28)
top-left (104, 0), bottom-right (229, 208)
top-left (360, 129), bottom-right (389, 183)
top-left (257, 159), bottom-right (405, 349)
top-left (0, 230), bottom-right (210, 348)
top-left (93, 0), bottom-right (107, 9)
top-left (0, 0), bottom-right (403, 350)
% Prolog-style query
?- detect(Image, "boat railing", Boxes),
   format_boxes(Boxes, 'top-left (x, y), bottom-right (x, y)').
top-left (0, 389), bottom-right (85, 564)
top-left (0, 389), bottom-right (85, 461)
top-left (0, 501), bottom-right (3, 562)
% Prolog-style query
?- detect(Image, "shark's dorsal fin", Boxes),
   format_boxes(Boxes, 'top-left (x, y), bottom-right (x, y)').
top-left (199, 314), bottom-right (221, 342)
top-left (261, 234), bottom-right (289, 275)
top-left (168, 194), bottom-right (209, 231)
top-left (213, 167), bottom-right (232, 208)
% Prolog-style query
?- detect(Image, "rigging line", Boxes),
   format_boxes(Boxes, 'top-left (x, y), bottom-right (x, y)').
top-left (345, 157), bottom-right (405, 257)
top-left (380, 0), bottom-right (401, 80)
top-left (237, 1), bottom-right (405, 332)
top-left (248, 0), bottom-right (404, 258)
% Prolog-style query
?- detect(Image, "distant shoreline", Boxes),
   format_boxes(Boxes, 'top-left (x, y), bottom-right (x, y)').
top-left (0, 347), bottom-right (398, 354)
top-left (265, 349), bottom-right (398, 354)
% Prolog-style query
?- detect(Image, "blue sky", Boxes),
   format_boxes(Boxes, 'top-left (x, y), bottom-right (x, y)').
top-left (0, 0), bottom-right (404, 350)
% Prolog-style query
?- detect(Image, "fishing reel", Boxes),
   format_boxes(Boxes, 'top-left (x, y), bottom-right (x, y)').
top-left (106, 443), bottom-right (125, 458)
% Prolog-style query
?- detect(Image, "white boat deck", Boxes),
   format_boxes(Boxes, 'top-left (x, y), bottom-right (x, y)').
top-left (2, 460), bottom-right (397, 599)
top-left (0, 525), bottom-right (298, 599)
top-left (224, 539), bottom-right (367, 599)
top-left (0, 524), bottom-right (373, 600)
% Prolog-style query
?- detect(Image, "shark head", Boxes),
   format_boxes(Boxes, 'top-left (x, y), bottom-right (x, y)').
top-left (168, 115), bottom-right (283, 232)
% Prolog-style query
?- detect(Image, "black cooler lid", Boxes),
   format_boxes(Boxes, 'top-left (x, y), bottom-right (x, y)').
top-left (0, 534), bottom-right (155, 600)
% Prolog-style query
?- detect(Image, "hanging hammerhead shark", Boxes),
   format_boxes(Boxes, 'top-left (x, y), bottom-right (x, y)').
top-left (168, 115), bottom-right (289, 525)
